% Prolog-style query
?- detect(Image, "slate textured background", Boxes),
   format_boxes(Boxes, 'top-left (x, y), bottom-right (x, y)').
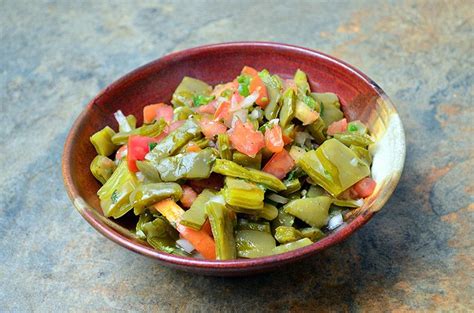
top-left (1, 0), bottom-right (473, 312)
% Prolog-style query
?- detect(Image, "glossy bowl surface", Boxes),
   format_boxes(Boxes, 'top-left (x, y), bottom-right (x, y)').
top-left (62, 42), bottom-right (405, 276)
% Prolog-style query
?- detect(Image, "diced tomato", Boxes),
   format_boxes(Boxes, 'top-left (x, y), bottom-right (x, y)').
top-left (327, 118), bottom-right (348, 136)
top-left (186, 143), bottom-right (202, 153)
top-left (115, 145), bottom-right (128, 160)
top-left (127, 135), bottom-right (157, 172)
top-left (197, 101), bottom-right (217, 114)
top-left (282, 134), bottom-right (293, 145)
top-left (351, 177), bottom-right (376, 198)
top-left (180, 185), bottom-right (198, 209)
top-left (211, 82), bottom-right (238, 98)
top-left (241, 66), bottom-right (259, 77)
top-left (143, 103), bottom-right (174, 124)
top-left (229, 120), bottom-right (265, 157)
top-left (199, 118), bottom-right (227, 139)
top-left (214, 101), bottom-right (233, 126)
top-left (188, 174), bottom-right (224, 193)
top-left (249, 75), bottom-right (269, 108)
top-left (262, 149), bottom-right (295, 179)
top-left (201, 219), bottom-right (213, 237)
top-left (265, 124), bottom-right (284, 153)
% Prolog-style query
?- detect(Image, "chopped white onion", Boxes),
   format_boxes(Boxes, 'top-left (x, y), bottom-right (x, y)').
top-left (230, 90), bottom-right (259, 112)
top-left (114, 110), bottom-right (132, 132)
top-left (193, 252), bottom-right (205, 259)
top-left (267, 193), bottom-right (289, 204)
top-left (176, 239), bottom-right (195, 253)
top-left (136, 172), bottom-right (145, 182)
top-left (295, 131), bottom-right (314, 146)
top-left (231, 109), bottom-right (248, 128)
top-left (210, 194), bottom-right (226, 205)
top-left (239, 90), bottom-right (260, 110)
top-left (268, 118), bottom-right (279, 126)
top-left (327, 213), bottom-right (343, 230)
top-left (354, 198), bottom-right (364, 206)
top-left (249, 108), bottom-right (263, 120)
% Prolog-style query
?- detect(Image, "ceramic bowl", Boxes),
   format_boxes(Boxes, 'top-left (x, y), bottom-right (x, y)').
top-left (62, 42), bottom-right (405, 276)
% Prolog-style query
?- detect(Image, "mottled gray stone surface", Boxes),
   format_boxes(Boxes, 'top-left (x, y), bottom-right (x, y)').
top-left (1, 0), bottom-right (473, 312)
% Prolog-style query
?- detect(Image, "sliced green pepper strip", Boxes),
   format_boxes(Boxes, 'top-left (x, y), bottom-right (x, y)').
top-left (121, 115), bottom-right (137, 132)
top-left (97, 161), bottom-right (138, 218)
top-left (274, 226), bottom-right (303, 244)
top-left (350, 145), bottom-right (372, 166)
top-left (294, 69), bottom-right (310, 96)
top-left (236, 230), bottom-right (276, 258)
top-left (272, 238), bottom-right (312, 255)
top-left (259, 70), bottom-right (282, 120)
top-left (311, 92), bottom-right (340, 109)
top-left (180, 189), bottom-right (216, 230)
top-left (146, 119), bottom-right (201, 162)
top-left (141, 216), bottom-right (188, 256)
top-left (228, 203), bottom-right (278, 221)
top-left (90, 155), bottom-right (116, 184)
top-left (279, 88), bottom-right (296, 128)
top-left (333, 133), bottom-right (374, 148)
top-left (136, 160), bottom-right (162, 182)
top-left (300, 227), bottom-right (326, 241)
top-left (153, 148), bottom-right (216, 181)
top-left (237, 219), bottom-right (271, 233)
top-left (171, 76), bottom-right (212, 107)
top-left (212, 159), bottom-right (286, 192)
top-left (111, 119), bottom-right (168, 145)
top-left (223, 177), bottom-right (264, 209)
top-left (90, 126), bottom-right (118, 156)
top-left (206, 202), bottom-right (237, 260)
top-left (306, 117), bottom-right (327, 144)
top-left (332, 198), bottom-right (362, 208)
top-left (173, 106), bottom-right (194, 121)
top-left (281, 178), bottom-right (301, 196)
top-left (217, 133), bottom-right (232, 160)
top-left (284, 196), bottom-right (332, 228)
top-left (129, 182), bottom-right (183, 215)
top-left (306, 185), bottom-right (327, 198)
top-left (271, 208), bottom-right (295, 234)
top-left (297, 138), bottom-right (370, 196)
top-left (232, 151), bottom-right (262, 170)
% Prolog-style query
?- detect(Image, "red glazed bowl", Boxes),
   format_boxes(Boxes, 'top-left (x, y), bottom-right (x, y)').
top-left (62, 42), bottom-right (405, 276)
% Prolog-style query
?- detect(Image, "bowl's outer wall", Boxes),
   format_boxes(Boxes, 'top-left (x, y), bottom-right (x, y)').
top-left (63, 42), bottom-right (404, 275)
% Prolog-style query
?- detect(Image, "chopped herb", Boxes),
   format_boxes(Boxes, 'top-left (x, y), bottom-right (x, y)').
top-left (149, 142), bottom-right (158, 151)
top-left (348, 124), bottom-right (358, 132)
top-left (286, 167), bottom-right (305, 181)
top-left (111, 190), bottom-right (119, 204)
top-left (221, 89), bottom-right (233, 99)
top-left (237, 75), bottom-right (251, 96)
top-left (193, 95), bottom-right (215, 107)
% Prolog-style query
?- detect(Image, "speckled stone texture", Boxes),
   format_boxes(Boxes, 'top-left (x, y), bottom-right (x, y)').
top-left (1, 0), bottom-right (473, 311)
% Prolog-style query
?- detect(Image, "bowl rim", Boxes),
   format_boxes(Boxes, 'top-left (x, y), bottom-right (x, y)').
top-left (62, 41), bottom-right (405, 271)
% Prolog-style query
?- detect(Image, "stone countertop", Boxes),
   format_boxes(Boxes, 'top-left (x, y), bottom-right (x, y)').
top-left (1, 0), bottom-right (472, 311)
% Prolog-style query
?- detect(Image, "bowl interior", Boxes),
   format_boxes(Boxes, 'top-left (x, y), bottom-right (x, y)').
top-left (63, 42), bottom-right (405, 275)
